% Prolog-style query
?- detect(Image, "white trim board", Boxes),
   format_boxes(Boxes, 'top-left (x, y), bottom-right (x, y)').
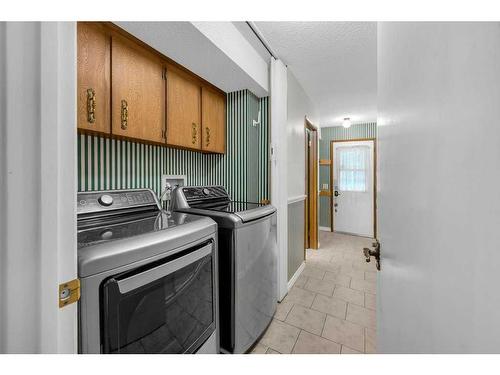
top-left (270, 59), bottom-right (289, 302)
top-left (319, 226), bottom-right (331, 232)
top-left (0, 22), bottom-right (77, 353)
top-left (287, 261), bottom-right (306, 290)
top-left (288, 195), bottom-right (306, 204)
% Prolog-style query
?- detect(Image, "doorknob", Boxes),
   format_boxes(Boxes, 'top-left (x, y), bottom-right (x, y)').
top-left (363, 240), bottom-right (381, 271)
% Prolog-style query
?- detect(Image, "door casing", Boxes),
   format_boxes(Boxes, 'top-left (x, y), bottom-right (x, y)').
top-left (330, 138), bottom-right (377, 238)
top-left (304, 118), bottom-right (319, 250)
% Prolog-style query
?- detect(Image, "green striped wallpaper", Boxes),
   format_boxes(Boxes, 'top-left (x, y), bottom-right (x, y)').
top-left (319, 122), bottom-right (377, 228)
top-left (259, 95), bottom-right (269, 201)
top-left (78, 90), bottom-right (270, 203)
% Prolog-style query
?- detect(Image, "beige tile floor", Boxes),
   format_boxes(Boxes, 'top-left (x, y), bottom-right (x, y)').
top-left (251, 231), bottom-right (377, 354)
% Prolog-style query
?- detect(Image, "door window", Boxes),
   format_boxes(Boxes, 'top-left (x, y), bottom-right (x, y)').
top-left (337, 146), bottom-right (369, 192)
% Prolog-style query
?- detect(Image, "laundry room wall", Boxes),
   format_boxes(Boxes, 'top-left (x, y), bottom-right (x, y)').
top-left (286, 70), bottom-right (320, 281)
top-left (77, 89), bottom-right (270, 203)
top-left (318, 122), bottom-right (377, 229)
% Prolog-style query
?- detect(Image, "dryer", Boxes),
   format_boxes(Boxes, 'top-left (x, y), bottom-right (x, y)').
top-left (77, 189), bottom-right (218, 354)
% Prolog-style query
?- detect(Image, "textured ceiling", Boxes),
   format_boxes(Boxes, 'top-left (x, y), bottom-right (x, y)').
top-left (255, 22), bottom-right (377, 127)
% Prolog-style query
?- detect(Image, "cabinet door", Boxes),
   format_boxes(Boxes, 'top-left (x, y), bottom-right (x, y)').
top-left (201, 87), bottom-right (226, 153)
top-left (112, 36), bottom-right (165, 143)
top-left (166, 67), bottom-right (201, 150)
top-left (77, 23), bottom-right (111, 133)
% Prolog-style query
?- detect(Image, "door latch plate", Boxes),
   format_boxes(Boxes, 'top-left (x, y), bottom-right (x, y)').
top-left (59, 278), bottom-right (80, 308)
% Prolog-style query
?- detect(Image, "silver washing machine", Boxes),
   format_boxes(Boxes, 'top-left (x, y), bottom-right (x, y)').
top-left (171, 185), bottom-right (277, 354)
top-left (77, 189), bottom-right (219, 354)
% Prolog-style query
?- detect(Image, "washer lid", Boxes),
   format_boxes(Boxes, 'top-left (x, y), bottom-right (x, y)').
top-left (233, 204), bottom-right (276, 223)
top-left (78, 211), bottom-right (177, 249)
top-left (192, 200), bottom-right (265, 213)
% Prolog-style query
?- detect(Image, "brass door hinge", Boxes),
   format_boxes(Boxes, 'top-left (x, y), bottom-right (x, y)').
top-left (59, 278), bottom-right (80, 308)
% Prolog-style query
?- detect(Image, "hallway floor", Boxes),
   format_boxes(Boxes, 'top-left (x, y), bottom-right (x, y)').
top-left (252, 231), bottom-right (377, 354)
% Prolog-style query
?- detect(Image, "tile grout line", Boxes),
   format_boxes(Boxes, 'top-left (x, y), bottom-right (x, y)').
top-left (364, 327), bottom-right (367, 354)
top-left (289, 328), bottom-right (302, 354)
top-left (319, 305), bottom-right (328, 338)
top-left (282, 302), bottom-right (294, 321)
top-left (259, 232), bottom-right (377, 355)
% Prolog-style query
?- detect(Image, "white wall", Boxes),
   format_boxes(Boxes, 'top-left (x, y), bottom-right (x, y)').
top-left (191, 22), bottom-right (269, 95)
top-left (270, 59), bottom-right (289, 301)
top-left (378, 22), bottom-right (500, 353)
top-left (285, 70), bottom-right (319, 282)
top-left (286, 70), bottom-right (319, 199)
top-left (0, 22), bottom-right (77, 353)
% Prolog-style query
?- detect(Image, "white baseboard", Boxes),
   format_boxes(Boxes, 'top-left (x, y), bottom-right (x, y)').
top-left (319, 226), bottom-right (331, 232)
top-left (287, 261), bottom-right (306, 290)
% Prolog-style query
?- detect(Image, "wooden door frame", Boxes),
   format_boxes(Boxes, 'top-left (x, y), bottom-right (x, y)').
top-left (330, 138), bottom-right (377, 238)
top-left (305, 117), bottom-right (319, 250)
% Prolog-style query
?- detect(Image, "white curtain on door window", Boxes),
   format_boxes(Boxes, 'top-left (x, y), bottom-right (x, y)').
top-left (336, 146), bottom-right (369, 192)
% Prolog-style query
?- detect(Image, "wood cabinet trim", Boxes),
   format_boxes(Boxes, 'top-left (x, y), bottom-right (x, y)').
top-left (111, 34), bottom-right (165, 144)
top-left (165, 67), bottom-right (202, 150)
top-left (201, 86), bottom-right (226, 154)
top-left (77, 22), bottom-right (111, 134)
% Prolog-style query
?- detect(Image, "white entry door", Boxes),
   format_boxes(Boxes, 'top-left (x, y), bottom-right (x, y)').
top-left (332, 140), bottom-right (374, 237)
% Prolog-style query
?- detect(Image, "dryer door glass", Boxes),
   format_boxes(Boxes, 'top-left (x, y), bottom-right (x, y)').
top-left (100, 242), bottom-right (215, 353)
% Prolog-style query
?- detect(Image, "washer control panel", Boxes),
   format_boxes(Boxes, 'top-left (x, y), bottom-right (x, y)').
top-left (98, 194), bottom-right (114, 206)
top-left (77, 189), bottom-right (158, 215)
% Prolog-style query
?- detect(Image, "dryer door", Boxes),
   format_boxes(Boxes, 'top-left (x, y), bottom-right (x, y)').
top-left (101, 241), bottom-right (216, 353)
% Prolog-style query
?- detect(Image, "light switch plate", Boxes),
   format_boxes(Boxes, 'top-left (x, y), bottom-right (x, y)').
top-left (161, 175), bottom-right (186, 201)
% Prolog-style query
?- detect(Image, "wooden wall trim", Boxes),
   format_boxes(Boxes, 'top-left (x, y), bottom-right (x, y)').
top-left (305, 117), bottom-right (319, 250)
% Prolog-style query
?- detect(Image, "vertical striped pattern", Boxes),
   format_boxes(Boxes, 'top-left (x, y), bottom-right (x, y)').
top-left (246, 91), bottom-right (259, 202)
top-left (319, 122), bottom-right (377, 227)
top-left (319, 122), bottom-right (377, 159)
top-left (77, 90), bottom-right (270, 203)
top-left (258, 97), bottom-right (270, 201)
top-left (225, 90), bottom-right (248, 202)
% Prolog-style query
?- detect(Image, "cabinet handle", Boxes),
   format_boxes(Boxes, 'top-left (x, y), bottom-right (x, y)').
top-left (121, 100), bottom-right (128, 130)
top-left (87, 88), bottom-right (96, 124)
top-left (205, 127), bottom-right (211, 146)
top-left (192, 123), bottom-right (197, 144)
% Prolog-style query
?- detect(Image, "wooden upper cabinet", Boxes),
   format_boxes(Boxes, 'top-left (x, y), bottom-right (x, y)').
top-left (77, 22), bottom-right (226, 152)
top-left (201, 87), bottom-right (226, 153)
top-left (166, 67), bottom-right (201, 149)
top-left (111, 35), bottom-right (165, 144)
top-left (77, 23), bottom-right (111, 134)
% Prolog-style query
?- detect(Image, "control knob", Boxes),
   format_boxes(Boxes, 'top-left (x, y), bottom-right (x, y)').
top-left (202, 188), bottom-right (210, 196)
top-left (98, 194), bottom-right (114, 206)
